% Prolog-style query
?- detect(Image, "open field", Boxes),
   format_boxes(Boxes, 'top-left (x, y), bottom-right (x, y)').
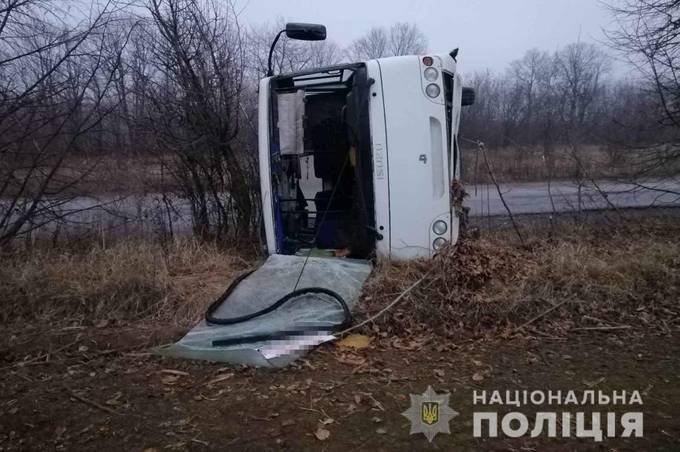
top-left (460, 145), bottom-right (680, 184)
top-left (59, 155), bottom-right (178, 198)
top-left (1, 214), bottom-right (679, 450)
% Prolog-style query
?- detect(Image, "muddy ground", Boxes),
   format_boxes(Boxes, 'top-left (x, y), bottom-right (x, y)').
top-left (1, 324), bottom-right (678, 451)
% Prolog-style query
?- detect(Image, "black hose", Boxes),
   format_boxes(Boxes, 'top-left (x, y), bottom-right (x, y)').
top-left (206, 142), bottom-right (354, 346)
top-left (205, 270), bottom-right (352, 347)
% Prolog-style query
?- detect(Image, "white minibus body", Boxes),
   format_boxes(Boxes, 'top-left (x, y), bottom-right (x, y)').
top-left (259, 51), bottom-right (473, 260)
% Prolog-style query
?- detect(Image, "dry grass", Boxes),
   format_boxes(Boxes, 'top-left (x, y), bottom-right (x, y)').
top-left (358, 218), bottom-right (680, 338)
top-left (461, 145), bottom-right (606, 184)
top-left (523, 239), bottom-right (679, 328)
top-left (460, 144), bottom-right (680, 183)
top-left (0, 239), bottom-right (252, 325)
top-left (2, 216), bottom-right (679, 339)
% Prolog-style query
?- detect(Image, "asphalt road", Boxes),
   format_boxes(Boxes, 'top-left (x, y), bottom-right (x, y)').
top-left (4, 179), bottom-right (680, 237)
top-left (467, 179), bottom-right (680, 217)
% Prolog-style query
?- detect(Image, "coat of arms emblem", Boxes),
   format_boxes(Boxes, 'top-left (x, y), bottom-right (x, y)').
top-left (402, 386), bottom-right (459, 442)
top-left (422, 401), bottom-right (439, 425)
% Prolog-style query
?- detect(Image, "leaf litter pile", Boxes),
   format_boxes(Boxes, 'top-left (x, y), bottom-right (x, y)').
top-left (355, 225), bottom-right (680, 339)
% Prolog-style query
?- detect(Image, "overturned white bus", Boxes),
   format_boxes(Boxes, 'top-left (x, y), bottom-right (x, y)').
top-left (259, 23), bottom-right (474, 260)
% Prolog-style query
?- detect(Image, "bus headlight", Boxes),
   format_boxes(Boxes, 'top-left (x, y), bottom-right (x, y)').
top-left (424, 67), bottom-right (438, 81)
top-left (433, 237), bottom-right (447, 250)
top-left (425, 83), bottom-right (440, 98)
top-left (432, 220), bottom-right (447, 235)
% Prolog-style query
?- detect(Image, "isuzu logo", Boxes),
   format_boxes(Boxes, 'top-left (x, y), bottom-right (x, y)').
top-left (374, 142), bottom-right (385, 180)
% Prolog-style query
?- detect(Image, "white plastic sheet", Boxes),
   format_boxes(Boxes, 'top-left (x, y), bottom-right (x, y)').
top-left (155, 254), bottom-right (372, 367)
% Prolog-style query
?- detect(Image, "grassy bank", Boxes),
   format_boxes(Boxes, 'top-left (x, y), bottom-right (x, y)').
top-left (1, 216), bottom-right (678, 340)
top-left (0, 239), bottom-right (252, 325)
top-left (358, 216), bottom-right (680, 338)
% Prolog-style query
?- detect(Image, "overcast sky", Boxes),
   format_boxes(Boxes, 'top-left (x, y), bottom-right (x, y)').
top-left (238, 0), bottom-right (618, 74)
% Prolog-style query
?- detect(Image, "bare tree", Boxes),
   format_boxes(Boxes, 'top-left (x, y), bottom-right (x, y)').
top-left (346, 22), bottom-right (427, 61)
top-left (0, 0), bottom-right (124, 246)
top-left (605, 0), bottom-right (680, 180)
top-left (346, 27), bottom-right (389, 60)
top-left (139, 0), bottom-right (257, 241)
top-left (554, 42), bottom-right (610, 129)
top-left (388, 22), bottom-right (427, 56)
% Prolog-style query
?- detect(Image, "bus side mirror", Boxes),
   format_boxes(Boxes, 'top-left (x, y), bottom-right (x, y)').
top-left (462, 87), bottom-right (475, 106)
top-left (267, 23), bottom-right (327, 76)
top-left (285, 23), bottom-right (327, 41)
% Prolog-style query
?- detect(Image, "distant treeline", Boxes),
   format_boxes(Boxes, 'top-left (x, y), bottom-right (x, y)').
top-left (461, 45), bottom-right (665, 150)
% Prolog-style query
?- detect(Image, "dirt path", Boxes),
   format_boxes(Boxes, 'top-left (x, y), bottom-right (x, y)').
top-left (1, 324), bottom-right (678, 451)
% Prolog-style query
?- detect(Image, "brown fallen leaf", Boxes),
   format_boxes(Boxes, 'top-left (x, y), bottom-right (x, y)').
top-left (160, 369), bottom-right (190, 377)
top-left (104, 392), bottom-right (123, 406)
top-left (161, 375), bottom-right (179, 385)
top-left (336, 334), bottom-right (372, 349)
top-left (314, 427), bottom-right (330, 441)
top-left (583, 377), bottom-right (605, 388)
top-left (335, 353), bottom-right (367, 366)
top-left (390, 337), bottom-right (428, 350)
top-left (205, 373), bottom-right (234, 386)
